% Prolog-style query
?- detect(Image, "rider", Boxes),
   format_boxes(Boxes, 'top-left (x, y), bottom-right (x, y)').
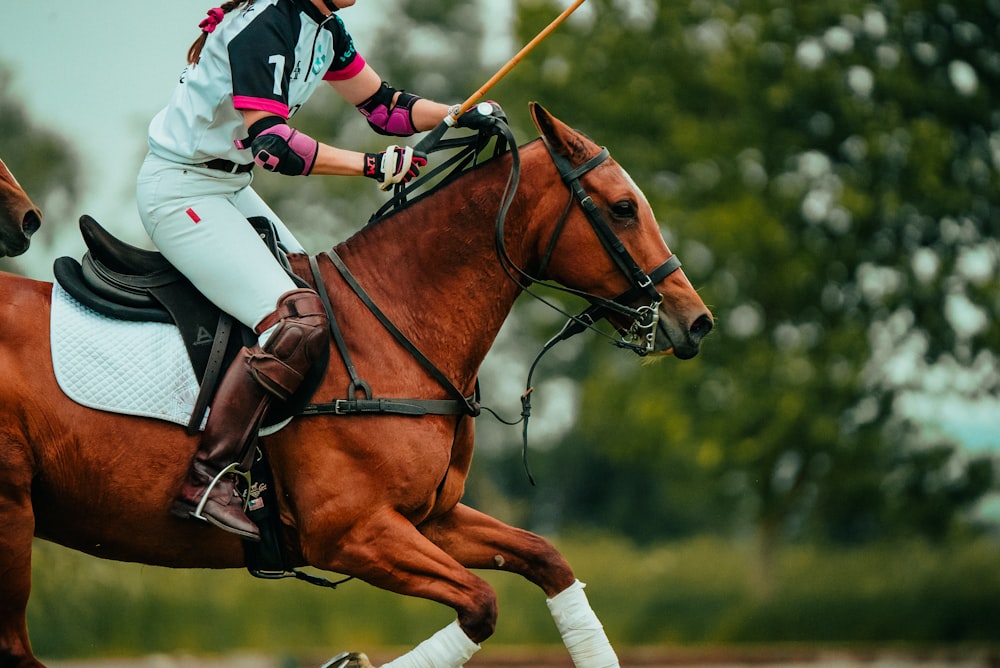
top-left (138, 0), bottom-right (503, 540)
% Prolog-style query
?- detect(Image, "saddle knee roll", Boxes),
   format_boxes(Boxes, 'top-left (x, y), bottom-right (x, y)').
top-left (250, 290), bottom-right (329, 400)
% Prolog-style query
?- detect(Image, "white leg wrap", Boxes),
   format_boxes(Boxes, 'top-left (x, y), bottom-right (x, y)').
top-left (546, 580), bottom-right (620, 668)
top-left (380, 620), bottom-right (481, 668)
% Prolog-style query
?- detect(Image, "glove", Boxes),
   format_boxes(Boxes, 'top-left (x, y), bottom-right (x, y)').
top-left (363, 145), bottom-right (428, 188)
top-left (456, 101), bottom-right (507, 130)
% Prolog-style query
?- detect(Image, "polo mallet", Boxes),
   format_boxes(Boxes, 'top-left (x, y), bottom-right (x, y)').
top-left (413, 0), bottom-right (588, 155)
top-left (378, 0), bottom-right (586, 190)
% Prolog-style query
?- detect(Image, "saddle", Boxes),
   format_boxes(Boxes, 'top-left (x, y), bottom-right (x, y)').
top-left (53, 214), bottom-right (321, 578)
top-left (53, 214), bottom-right (314, 433)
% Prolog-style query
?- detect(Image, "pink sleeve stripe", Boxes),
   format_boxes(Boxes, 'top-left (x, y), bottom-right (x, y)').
top-left (232, 96), bottom-right (290, 119)
top-left (324, 54), bottom-right (366, 81)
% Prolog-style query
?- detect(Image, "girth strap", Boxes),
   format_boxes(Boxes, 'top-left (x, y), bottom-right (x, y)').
top-left (300, 397), bottom-right (470, 417)
top-left (308, 253), bottom-right (374, 401)
top-left (324, 250), bottom-right (479, 417)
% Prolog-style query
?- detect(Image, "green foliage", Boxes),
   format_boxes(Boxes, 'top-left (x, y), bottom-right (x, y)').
top-left (0, 68), bottom-right (80, 203)
top-left (722, 538), bottom-right (1000, 642)
top-left (469, 0), bottom-right (1000, 548)
top-left (0, 66), bottom-right (81, 262)
top-left (28, 534), bottom-right (1000, 659)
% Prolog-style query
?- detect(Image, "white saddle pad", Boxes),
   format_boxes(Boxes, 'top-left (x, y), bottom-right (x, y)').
top-left (50, 282), bottom-right (204, 428)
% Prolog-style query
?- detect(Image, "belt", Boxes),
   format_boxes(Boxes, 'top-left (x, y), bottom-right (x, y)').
top-left (203, 158), bottom-right (254, 174)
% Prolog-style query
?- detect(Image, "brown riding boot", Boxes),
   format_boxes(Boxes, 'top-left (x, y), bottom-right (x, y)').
top-left (171, 289), bottom-right (329, 540)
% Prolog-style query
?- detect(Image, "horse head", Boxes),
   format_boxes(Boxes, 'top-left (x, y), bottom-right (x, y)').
top-left (524, 103), bottom-right (713, 359)
top-left (0, 158), bottom-right (42, 257)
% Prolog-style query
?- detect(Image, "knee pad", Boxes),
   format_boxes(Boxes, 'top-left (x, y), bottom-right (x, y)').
top-left (356, 81), bottom-right (421, 137)
top-left (249, 290), bottom-right (329, 399)
top-left (244, 117), bottom-right (319, 176)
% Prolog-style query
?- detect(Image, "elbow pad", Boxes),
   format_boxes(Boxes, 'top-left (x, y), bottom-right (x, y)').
top-left (245, 116), bottom-right (319, 176)
top-left (356, 81), bottom-right (421, 137)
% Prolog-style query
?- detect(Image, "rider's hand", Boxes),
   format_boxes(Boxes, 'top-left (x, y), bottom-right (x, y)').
top-left (363, 145), bottom-right (428, 188)
top-left (456, 101), bottom-right (507, 130)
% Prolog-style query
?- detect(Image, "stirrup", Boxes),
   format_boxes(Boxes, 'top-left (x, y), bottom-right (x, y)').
top-left (192, 462), bottom-right (253, 522)
top-left (321, 652), bottom-right (370, 668)
top-left (321, 652), bottom-right (351, 668)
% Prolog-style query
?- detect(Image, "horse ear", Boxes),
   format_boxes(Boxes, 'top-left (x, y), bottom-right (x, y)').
top-left (530, 102), bottom-right (573, 157)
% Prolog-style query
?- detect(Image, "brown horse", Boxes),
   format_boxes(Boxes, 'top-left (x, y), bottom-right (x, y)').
top-left (0, 104), bottom-right (712, 668)
top-left (0, 157), bottom-right (42, 257)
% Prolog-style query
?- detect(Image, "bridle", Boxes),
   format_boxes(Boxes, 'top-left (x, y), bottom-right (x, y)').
top-left (492, 123), bottom-right (683, 356)
top-left (374, 118), bottom-right (684, 356)
top-left (484, 120), bottom-right (685, 482)
top-left (318, 120), bottom-right (686, 483)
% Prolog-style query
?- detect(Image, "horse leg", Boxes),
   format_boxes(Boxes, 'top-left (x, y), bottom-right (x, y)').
top-left (306, 509), bottom-right (495, 668)
top-left (419, 503), bottom-right (620, 668)
top-left (0, 456), bottom-right (43, 667)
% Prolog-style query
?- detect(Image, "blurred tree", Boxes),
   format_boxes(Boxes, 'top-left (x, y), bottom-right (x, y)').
top-left (473, 0), bottom-right (999, 563)
top-left (0, 67), bottom-right (81, 272)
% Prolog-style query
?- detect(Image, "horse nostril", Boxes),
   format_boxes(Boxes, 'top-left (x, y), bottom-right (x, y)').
top-left (22, 209), bottom-right (41, 237)
top-left (690, 314), bottom-right (714, 342)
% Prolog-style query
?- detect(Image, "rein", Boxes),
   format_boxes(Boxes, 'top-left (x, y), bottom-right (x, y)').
top-left (300, 129), bottom-right (506, 420)
top-left (300, 120), bottom-right (683, 484)
top-left (489, 130), bottom-right (683, 483)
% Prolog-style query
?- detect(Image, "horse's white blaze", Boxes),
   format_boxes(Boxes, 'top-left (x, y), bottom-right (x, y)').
top-left (0, 159), bottom-right (25, 191)
top-left (621, 166), bottom-right (652, 212)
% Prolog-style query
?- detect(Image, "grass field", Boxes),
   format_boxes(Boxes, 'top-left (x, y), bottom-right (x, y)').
top-left (42, 647), bottom-right (999, 668)
top-left (26, 533), bottom-right (1000, 663)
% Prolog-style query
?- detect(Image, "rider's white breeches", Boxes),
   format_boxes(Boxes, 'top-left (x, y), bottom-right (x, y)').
top-left (136, 152), bottom-right (303, 332)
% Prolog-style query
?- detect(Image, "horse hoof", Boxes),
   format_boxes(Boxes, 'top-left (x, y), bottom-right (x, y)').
top-left (321, 651), bottom-right (372, 668)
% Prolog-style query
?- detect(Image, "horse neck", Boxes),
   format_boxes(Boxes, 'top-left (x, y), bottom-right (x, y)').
top-left (332, 141), bottom-right (561, 384)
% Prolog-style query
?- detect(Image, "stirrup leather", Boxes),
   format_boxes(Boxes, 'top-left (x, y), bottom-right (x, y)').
top-left (192, 462), bottom-right (253, 522)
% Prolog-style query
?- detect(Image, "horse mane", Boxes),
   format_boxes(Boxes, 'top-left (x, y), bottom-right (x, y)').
top-left (358, 108), bottom-right (606, 239)
top-left (363, 132), bottom-right (538, 232)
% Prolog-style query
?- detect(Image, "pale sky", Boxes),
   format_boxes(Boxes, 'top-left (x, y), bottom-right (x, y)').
top-left (0, 0), bottom-right (518, 275)
top-left (0, 1), bottom-right (384, 271)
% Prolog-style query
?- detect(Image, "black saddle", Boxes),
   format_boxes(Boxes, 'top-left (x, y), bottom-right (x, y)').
top-left (54, 214), bottom-right (291, 325)
top-left (53, 214), bottom-right (312, 432)
top-left (53, 214), bottom-right (323, 578)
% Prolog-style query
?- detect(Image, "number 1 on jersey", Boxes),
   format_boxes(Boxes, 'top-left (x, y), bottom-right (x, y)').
top-left (268, 55), bottom-right (285, 96)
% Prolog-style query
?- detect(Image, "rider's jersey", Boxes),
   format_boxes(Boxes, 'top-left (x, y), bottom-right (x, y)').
top-left (148, 0), bottom-right (364, 166)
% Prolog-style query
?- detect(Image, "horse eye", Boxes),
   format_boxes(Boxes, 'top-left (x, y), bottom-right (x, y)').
top-left (609, 200), bottom-right (636, 219)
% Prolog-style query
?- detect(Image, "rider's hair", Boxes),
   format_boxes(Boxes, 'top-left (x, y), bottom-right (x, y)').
top-left (187, 1), bottom-right (254, 66)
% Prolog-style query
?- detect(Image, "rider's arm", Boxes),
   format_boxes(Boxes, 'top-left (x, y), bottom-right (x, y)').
top-left (240, 108), bottom-right (425, 185)
top-left (328, 63), bottom-right (452, 134)
top-left (240, 62), bottom-right (450, 179)
top-left (241, 109), bottom-right (364, 176)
